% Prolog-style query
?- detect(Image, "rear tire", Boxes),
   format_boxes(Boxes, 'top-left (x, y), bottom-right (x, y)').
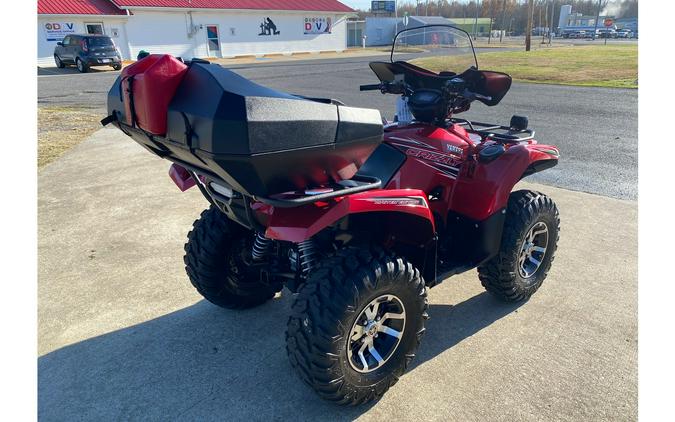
top-left (112, 63), bottom-right (122, 71)
top-left (478, 190), bottom-right (560, 302)
top-left (76, 58), bottom-right (88, 73)
top-left (54, 54), bottom-right (65, 68)
top-left (286, 246), bottom-right (428, 405)
top-left (183, 206), bottom-right (277, 309)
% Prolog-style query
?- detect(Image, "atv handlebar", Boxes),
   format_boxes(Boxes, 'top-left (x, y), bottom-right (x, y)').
top-left (359, 84), bottom-right (382, 91)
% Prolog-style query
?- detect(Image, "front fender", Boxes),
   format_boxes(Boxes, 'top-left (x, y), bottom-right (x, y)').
top-left (451, 143), bottom-right (559, 221)
top-left (262, 188), bottom-right (435, 243)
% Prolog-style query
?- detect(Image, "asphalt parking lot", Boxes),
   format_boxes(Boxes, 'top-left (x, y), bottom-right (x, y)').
top-left (38, 129), bottom-right (637, 421)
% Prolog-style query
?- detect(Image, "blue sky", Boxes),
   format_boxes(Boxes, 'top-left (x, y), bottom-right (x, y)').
top-left (341, 0), bottom-right (421, 11)
top-left (341, 0), bottom-right (387, 11)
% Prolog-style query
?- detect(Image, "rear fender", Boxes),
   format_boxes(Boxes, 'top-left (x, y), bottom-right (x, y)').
top-left (262, 188), bottom-right (435, 244)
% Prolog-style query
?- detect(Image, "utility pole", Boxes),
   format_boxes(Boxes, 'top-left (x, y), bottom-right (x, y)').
top-left (499, 0), bottom-right (507, 42)
top-left (473, 0), bottom-right (480, 40)
top-left (592, 0), bottom-right (604, 41)
top-left (526, 0), bottom-right (534, 51)
top-left (542, 1), bottom-right (548, 44)
top-left (549, 0), bottom-right (555, 43)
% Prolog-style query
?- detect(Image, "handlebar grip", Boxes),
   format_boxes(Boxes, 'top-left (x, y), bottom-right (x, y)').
top-left (360, 84), bottom-right (381, 91)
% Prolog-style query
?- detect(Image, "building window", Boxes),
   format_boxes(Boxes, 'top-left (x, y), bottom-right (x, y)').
top-left (85, 23), bottom-right (104, 35)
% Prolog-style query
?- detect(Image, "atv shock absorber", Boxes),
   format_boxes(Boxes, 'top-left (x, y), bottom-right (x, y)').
top-left (297, 239), bottom-right (318, 278)
top-left (287, 239), bottom-right (319, 292)
top-left (251, 232), bottom-right (272, 261)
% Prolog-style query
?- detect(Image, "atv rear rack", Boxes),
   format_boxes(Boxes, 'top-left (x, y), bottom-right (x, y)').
top-left (451, 118), bottom-right (535, 142)
top-left (174, 157), bottom-right (382, 209)
top-left (252, 174), bottom-right (382, 208)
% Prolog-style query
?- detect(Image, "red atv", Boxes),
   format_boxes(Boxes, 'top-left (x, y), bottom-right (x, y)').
top-left (105, 25), bottom-right (559, 404)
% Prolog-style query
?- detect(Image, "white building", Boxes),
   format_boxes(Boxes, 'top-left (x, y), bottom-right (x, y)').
top-left (38, 0), bottom-right (354, 67)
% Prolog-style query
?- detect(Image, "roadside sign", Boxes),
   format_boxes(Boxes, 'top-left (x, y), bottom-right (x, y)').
top-left (372, 1), bottom-right (396, 13)
top-left (604, 18), bottom-right (614, 27)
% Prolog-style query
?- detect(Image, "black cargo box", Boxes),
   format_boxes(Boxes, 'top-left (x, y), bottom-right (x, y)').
top-left (107, 61), bottom-right (383, 197)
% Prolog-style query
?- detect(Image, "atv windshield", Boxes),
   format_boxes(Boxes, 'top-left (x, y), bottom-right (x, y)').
top-left (391, 25), bottom-right (477, 75)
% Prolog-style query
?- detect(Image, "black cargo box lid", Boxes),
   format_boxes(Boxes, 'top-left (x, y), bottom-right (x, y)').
top-left (166, 63), bottom-right (351, 155)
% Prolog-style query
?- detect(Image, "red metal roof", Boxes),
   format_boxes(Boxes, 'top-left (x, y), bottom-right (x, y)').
top-left (38, 0), bottom-right (127, 15)
top-left (111, 0), bottom-right (353, 12)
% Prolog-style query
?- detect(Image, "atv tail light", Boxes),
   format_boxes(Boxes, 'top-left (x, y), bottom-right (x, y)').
top-left (168, 163), bottom-right (195, 191)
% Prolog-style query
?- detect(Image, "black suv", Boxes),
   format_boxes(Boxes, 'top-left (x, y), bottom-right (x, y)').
top-left (54, 34), bottom-right (122, 72)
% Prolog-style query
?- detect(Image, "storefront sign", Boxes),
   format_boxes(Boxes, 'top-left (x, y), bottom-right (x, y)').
top-left (44, 22), bottom-right (76, 41)
top-left (304, 17), bottom-right (332, 34)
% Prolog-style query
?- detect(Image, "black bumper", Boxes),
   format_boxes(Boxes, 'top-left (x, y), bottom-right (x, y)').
top-left (86, 57), bottom-right (121, 66)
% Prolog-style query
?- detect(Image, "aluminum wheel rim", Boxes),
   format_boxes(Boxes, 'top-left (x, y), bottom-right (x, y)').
top-left (77, 60), bottom-right (83, 71)
top-left (347, 294), bottom-right (406, 373)
top-left (518, 221), bottom-right (549, 279)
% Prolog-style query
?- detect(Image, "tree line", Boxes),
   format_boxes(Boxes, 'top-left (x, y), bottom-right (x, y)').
top-left (357, 1), bottom-right (638, 34)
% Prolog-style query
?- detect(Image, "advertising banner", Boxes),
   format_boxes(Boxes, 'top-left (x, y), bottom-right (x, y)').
top-left (44, 22), bottom-right (76, 41)
top-left (304, 17), bottom-right (332, 34)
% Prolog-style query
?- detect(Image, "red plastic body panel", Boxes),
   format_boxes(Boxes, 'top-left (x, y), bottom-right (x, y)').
top-left (382, 123), bottom-right (559, 222)
top-left (121, 54), bottom-right (187, 135)
top-left (260, 189), bottom-right (434, 243)
top-left (172, 121), bottom-right (557, 245)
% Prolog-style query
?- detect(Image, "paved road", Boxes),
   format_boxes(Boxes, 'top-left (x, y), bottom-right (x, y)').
top-left (38, 128), bottom-right (637, 421)
top-left (38, 55), bottom-right (637, 199)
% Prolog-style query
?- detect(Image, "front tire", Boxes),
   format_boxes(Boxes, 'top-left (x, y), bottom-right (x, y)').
top-left (286, 246), bottom-right (428, 405)
top-left (76, 58), bottom-right (88, 73)
top-left (183, 207), bottom-right (277, 309)
top-left (478, 190), bottom-right (560, 302)
top-left (54, 54), bottom-right (65, 68)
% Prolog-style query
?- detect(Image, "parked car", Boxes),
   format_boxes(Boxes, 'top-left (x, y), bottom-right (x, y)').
top-left (616, 29), bottom-right (632, 38)
top-left (54, 34), bottom-right (122, 72)
top-left (597, 29), bottom-right (617, 38)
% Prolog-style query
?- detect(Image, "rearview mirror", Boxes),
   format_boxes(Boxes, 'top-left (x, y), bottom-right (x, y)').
top-left (56, 42), bottom-right (63, 46)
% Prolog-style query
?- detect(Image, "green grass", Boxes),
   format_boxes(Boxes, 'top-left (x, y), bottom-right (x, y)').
top-left (412, 44), bottom-right (638, 88)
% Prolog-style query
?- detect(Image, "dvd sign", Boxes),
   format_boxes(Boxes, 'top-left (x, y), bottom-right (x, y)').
top-left (44, 22), bottom-right (76, 41)
top-left (304, 17), bottom-right (332, 34)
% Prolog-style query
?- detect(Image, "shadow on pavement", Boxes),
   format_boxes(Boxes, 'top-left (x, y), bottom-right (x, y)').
top-left (38, 66), bottom-right (119, 76)
top-left (38, 291), bottom-right (521, 420)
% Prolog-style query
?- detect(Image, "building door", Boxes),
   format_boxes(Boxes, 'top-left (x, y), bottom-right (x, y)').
top-left (206, 25), bottom-right (221, 58)
top-left (85, 22), bottom-right (105, 35)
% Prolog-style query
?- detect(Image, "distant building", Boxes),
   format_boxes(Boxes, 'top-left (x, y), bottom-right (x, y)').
top-left (556, 4), bottom-right (637, 35)
top-left (363, 16), bottom-right (492, 47)
top-left (615, 17), bottom-right (638, 33)
top-left (38, 0), bottom-right (354, 67)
